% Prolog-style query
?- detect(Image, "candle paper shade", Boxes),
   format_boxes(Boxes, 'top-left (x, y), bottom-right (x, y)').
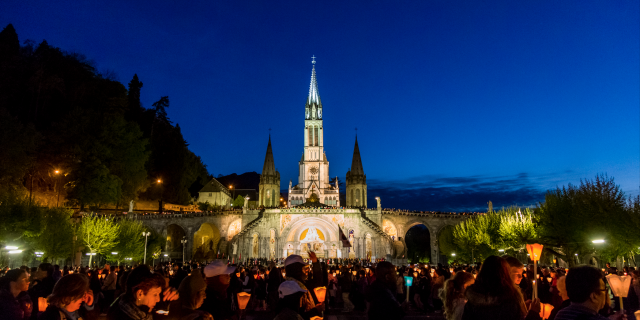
top-left (352, 270), bottom-right (357, 276)
top-left (404, 276), bottom-right (413, 287)
top-left (237, 292), bottom-right (251, 310)
top-left (606, 274), bottom-right (632, 298)
top-left (310, 317), bottom-right (323, 320)
top-left (539, 303), bottom-right (554, 319)
top-left (314, 287), bottom-right (327, 303)
top-left (38, 297), bottom-right (48, 312)
top-left (526, 243), bottom-right (543, 261)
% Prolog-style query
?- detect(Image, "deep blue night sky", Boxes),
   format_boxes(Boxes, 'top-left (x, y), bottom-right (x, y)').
top-left (4, 0), bottom-right (639, 211)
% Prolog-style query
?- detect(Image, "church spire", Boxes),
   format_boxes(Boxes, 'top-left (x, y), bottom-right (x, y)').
top-left (261, 135), bottom-right (277, 177)
top-left (350, 135), bottom-right (364, 176)
top-left (306, 56), bottom-right (322, 111)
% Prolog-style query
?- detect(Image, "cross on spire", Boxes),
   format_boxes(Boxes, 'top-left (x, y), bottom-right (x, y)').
top-left (311, 55), bottom-right (316, 65)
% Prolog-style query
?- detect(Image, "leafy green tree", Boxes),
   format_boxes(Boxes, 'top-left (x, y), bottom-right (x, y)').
top-left (537, 175), bottom-right (634, 266)
top-left (79, 216), bottom-right (120, 265)
top-left (66, 156), bottom-right (122, 211)
top-left (498, 207), bottom-right (537, 251)
top-left (0, 191), bottom-right (44, 245)
top-left (438, 225), bottom-right (457, 257)
top-left (33, 207), bottom-right (74, 261)
top-left (107, 219), bottom-right (145, 264)
top-left (232, 195), bottom-right (245, 208)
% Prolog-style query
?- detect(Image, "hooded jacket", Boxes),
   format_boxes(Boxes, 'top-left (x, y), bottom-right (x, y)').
top-left (169, 273), bottom-right (212, 320)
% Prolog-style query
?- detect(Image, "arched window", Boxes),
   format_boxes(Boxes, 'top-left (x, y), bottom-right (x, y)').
top-left (356, 189), bottom-right (361, 206)
top-left (350, 189), bottom-right (354, 206)
top-left (308, 126), bottom-right (313, 146)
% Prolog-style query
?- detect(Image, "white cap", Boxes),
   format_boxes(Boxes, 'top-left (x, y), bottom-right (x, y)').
top-left (278, 280), bottom-right (307, 298)
top-left (284, 255), bottom-right (305, 267)
top-left (204, 260), bottom-right (236, 278)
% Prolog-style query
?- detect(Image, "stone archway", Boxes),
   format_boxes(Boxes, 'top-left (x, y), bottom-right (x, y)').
top-left (283, 217), bottom-right (339, 259)
top-left (192, 223), bottom-right (221, 261)
top-left (404, 223), bottom-right (432, 264)
top-left (166, 224), bottom-right (186, 258)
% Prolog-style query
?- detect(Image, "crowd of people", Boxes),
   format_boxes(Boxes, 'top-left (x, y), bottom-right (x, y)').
top-left (0, 255), bottom-right (637, 320)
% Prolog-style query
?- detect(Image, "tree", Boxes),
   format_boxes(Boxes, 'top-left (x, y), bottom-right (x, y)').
top-left (79, 216), bottom-right (120, 265)
top-left (33, 207), bottom-right (74, 261)
top-left (107, 219), bottom-right (145, 264)
top-left (438, 225), bottom-right (457, 257)
top-left (66, 156), bottom-right (122, 211)
top-left (498, 207), bottom-right (537, 251)
top-left (0, 191), bottom-right (44, 245)
top-left (0, 108), bottom-right (40, 194)
top-left (232, 195), bottom-right (245, 208)
top-left (537, 175), bottom-right (634, 266)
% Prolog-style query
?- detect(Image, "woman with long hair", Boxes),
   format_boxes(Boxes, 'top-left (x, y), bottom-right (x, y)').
top-left (461, 256), bottom-right (538, 320)
top-left (107, 265), bottom-right (178, 320)
top-left (439, 271), bottom-right (474, 320)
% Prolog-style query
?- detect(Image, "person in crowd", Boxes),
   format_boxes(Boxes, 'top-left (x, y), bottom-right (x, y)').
top-left (0, 269), bottom-right (31, 320)
top-left (87, 270), bottom-right (103, 313)
top-left (554, 266), bottom-right (626, 320)
top-left (107, 265), bottom-right (178, 320)
top-left (199, 260), bottom-right (236, 320)
top-left (606, 263), bottom-right (617, 275)
top-left (29, 263), bottom-right (56, 320)
top-left (101, 264), bottom-right (117, 309)
top-left (38, 273), bottom-right (98, 320)
top-left (338, 266), bottom-right (354, 312)
top-left (52, 266), bottom-right (62, 283)
top-left (267, 263), bottom-right (283, 311)
top-left (274, 281), bottom-right (308, 320)
top-left (283, 254), bottom-right (324, 320)
top-left (170, 263), bottom-right (188, 289)
top-left (548, 276), bottom-right (570, 320)
top-left (431, 268), bottom-right (445, 311)
top-left (365, 261), bottom-right (405, 320)
top-left (439, 271), bottom-right (474, 320)
top-left (462, 255), bottom-right (540, 320)
top-left (169, 272), bottom-right (213, 320)
top-left (255, 268), bottom-right (267, 311)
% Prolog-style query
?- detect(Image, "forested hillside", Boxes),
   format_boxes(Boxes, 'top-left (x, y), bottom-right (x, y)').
top-left (0, 24), bottom-right (211, 210)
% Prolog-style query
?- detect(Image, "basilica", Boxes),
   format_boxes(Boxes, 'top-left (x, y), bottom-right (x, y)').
top-left (134, 59), bottom-right (467, 264)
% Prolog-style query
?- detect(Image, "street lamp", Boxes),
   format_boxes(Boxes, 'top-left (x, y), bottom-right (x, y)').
top-left (54, 170), bottom-right (62, 207)
top-left (157, 179), bottom-right (163, 214)
top-left (592, 239), bottom-right (605, 244)
top-left (181, 237), bottom-right (188, 262)
top-left (142, 232), bottom-right (151, 264)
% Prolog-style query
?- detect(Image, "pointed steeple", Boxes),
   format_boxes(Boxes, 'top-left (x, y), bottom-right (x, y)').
top-left (305, 56), bottom-right (322, 111)
top-left (261, 135), bottom-right (276, 177)
top-left (350, 136), bottom-right (364, 176)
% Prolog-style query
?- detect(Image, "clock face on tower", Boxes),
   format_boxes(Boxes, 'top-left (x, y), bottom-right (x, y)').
top-left (309, 166), bottom-right (318, 175)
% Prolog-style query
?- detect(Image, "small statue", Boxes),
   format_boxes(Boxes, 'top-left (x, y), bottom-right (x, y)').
top-left (129, 200), bottom-right (134, 213)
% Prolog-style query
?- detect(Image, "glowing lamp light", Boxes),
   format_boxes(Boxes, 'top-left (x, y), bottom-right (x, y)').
top-left (404, 276), bottom-right (413, 287)
top-left (236, 272), bottom-right (241, 278)
top-left (237, 292), bottom-right (251, 310)
top-left (314, 286), bottom-right (327, 303)
top-left (352, 270), bottom-right (357, 276)
top-left (35, 252), bottom-right (44, 255)
top-left (539, 303), bottom-right (554, 319)
top-left (592, 239), bottom-right (605, 244)
top-left (310, 317), bottom-right (323, 320)
top-left (164, 254), bottom-right (168, 257)
top-left (8, 250), bottom-right (22, 254)
top-left (111, 252), bottom-right (118, 255)
top-left (5, 246), bottom-right (18, 250)
top-left (606, 274), bottom-right (632, 311)
top-left (498, 249), bottom-right (505, 252)
top-left (413, 272), bottom-right (418, 277)
top-left (547, 277), bottom-right (552, 282)
top-left (526, 244), bottom-right (543, 261)
top-left (451, 253), bottom-right (456, 256)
